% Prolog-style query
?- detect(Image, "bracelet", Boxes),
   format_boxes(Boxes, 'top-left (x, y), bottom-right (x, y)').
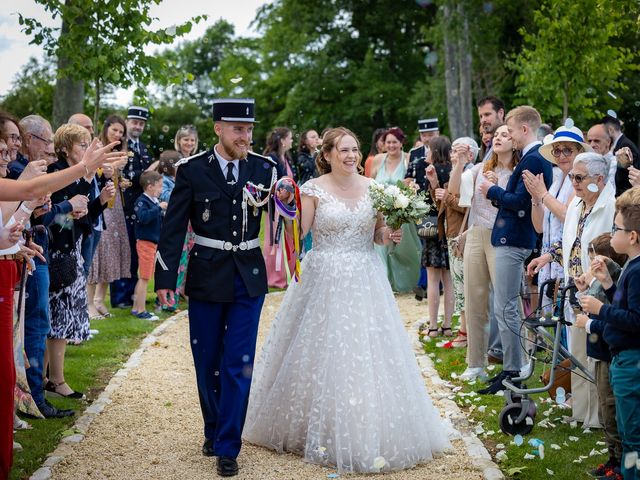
top-left (19, 203), bottom-right (34, 215)
top-left (79, 161), bottom-right (90, 176)
top-left (541, 192), bottom-right (549, 204)
top-left (531, 200), bottom-right (541, 207)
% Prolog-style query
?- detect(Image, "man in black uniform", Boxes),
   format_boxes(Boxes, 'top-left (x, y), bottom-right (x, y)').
top-left (406, 117), bottom-right (439, 299)
top-left (408, 117), bottom-right (439, 167)
top-left (111, 106), bottom-right (153, 307)
top-left (156, 98), bottom-right (282, 477)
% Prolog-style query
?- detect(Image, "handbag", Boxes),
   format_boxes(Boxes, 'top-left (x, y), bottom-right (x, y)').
top-left (417, 215), bottom-right (439, 239)
top-left (540, 358), bottom-right (572, 399)
top-left (48, 223), bottom-right (78, 292)
top-left (451, 207), bottom-right (470, 258)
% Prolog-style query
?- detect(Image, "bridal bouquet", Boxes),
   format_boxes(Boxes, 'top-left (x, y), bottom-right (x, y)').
top-left (368, 180), bottom-right (431, 230)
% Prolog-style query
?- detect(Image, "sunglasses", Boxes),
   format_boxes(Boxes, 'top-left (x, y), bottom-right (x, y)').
top-left (568, 173), bottom-right (593, 184)
top-left (551, 146), bottom-right (577, 158)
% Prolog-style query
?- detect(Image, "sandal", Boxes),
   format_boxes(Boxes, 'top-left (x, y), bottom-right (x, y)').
top-left (420, 328), bottom-right (440, 338)
top-left (44, 381), bottom-right (86, 400)
top-left (441, 327), bottom-right (454, 337)
top-left (95, 303), bottom-right (112, 318)
top-left (451, 331), bottom-right (468, 347)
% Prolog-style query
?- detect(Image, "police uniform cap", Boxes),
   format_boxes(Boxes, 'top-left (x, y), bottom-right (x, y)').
top-left (127, 106), bottom-right (150, 121)
top-left (213, 98), bottom-right (257, 123)
top-left (418, 118), bottom-right (439, 132)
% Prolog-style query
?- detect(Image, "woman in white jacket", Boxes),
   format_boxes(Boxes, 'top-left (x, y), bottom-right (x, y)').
top-left (528, 152), bottom-right (616, 428)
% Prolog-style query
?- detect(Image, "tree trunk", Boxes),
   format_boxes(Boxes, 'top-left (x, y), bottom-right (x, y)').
top-left (443, 2), bottom-right (463, 138)
top-left (52, 15), bottom-right (84, 128)
top-left (457, 1), bottom-right (473, 138)
top-left (94, 76), bottom-right (101, 128)
top-left (562, 80), bottom-right (569, 122)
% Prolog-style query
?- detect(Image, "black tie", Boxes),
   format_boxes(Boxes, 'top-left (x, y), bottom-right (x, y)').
top-left (226, 162), bottom-right (235, 185)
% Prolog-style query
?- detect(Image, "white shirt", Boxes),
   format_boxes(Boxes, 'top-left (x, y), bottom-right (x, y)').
top-left (0, 207), bottom-right (20, 255)
top-left (214, 145), bottom-right (239, 182)
top-left (522, 140), bottom-right (542, 158)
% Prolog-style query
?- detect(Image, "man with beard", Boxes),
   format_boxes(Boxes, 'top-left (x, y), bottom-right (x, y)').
top-left (111, 106), bottom-right (152, 308)
top-left (155, 98), bottom-right (283, 477)
top-left (477, 96), bottom-right (505, 162)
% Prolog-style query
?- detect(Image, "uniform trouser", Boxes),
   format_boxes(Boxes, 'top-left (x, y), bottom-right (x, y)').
top-left (493, 245), bottom-right (530, 372)
top-left (594, 360), bottom-right (622, 462)
top-left (0, 260), bottom-right (17, 479)
top-left (464, 226), bottom-right (497, 368)
top-left (188, 275), bottom-right (264, 458)
top-left (110, 215), bottom-right (138, 306)
top-left (610, 350), bottom-right (640, 479)
top-left (24, 263), bottom-right (50, 407)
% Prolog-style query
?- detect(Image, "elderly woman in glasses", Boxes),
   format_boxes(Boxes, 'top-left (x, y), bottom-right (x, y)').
top-left (523, 125), bottom-right (591, 287)
top-left (528, 152), bottom-right (616, 429)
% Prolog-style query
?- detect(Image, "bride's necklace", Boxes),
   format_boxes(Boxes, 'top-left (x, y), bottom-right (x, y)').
top-left (332, 175), bottom-right (358, 191)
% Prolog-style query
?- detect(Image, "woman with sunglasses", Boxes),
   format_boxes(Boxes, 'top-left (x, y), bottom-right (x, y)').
top-left (523, 125), bottom-right (591, 287)
top-left (527, 151), bottom-right (616, 429)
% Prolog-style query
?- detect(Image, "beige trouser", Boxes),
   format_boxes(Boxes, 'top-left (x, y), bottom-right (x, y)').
top-left (566, 304), bottom-right (601, 427)
top-left (463, 226), bottom-right (496, 368)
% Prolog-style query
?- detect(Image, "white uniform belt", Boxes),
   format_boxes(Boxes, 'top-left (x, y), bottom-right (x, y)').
top-left (193, 235), bottom-right (260, 252)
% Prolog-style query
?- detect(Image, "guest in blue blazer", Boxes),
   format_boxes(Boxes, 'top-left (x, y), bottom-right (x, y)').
top-left (477, 106), bottom-right (553, 394)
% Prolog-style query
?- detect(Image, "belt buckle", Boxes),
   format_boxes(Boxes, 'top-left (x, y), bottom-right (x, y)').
top-left (223, 241), bottom-right (233, 251)
top-left (239, 241), bottom-right (248, 251)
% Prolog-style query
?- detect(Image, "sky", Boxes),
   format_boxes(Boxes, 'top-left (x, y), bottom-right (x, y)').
top-left (0, 0), bottom-right (268, 104)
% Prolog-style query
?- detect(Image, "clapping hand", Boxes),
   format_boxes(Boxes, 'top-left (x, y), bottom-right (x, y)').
top-left (629, 166), bottom-right (640, 187)
top-left (18, 159), bottom-right (48, 181)
top-left (434, 187), bottom-right (448, 202)
top-left (590, 255), bottom-right (614, 290)
top-left (425, 165), bottom-right (438, 188)
top-left (579, 295), bottom-right (603, 316)
top-left (574, 313), bottom-right (589, 329)
top-left (522, 170), bottom-right (546, 201)
top-left (68, 194), bottom-right (89, 219)
top-left (0, 223), bottom-right (23, 249)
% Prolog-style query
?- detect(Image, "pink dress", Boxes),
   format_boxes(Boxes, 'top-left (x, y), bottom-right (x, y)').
top-left (263, 157), bottom-right (296, 289)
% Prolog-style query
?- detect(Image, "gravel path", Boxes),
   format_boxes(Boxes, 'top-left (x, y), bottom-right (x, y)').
top-left (50, 293), bottom-right (485, 480)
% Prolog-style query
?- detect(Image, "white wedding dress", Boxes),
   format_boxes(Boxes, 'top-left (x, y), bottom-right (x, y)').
top-left (243, 181), bottom-right (451, 473)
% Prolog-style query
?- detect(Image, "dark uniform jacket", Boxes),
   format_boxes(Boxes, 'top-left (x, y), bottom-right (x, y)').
top-left (155, 149), bottom-right (281, 303)
top-left (122, 138), bottom-right (152, 214)
top-left (613, 134), bottom-right (640, 197)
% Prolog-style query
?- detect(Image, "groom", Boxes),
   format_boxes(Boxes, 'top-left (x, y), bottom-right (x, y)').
top-left (155, 98), bottom-right (281, 477)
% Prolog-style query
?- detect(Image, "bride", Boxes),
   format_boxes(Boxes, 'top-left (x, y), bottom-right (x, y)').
top-left (243, 127), bottom-right (451, 473)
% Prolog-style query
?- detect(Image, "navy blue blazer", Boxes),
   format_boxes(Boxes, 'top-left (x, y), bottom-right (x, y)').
top-left (486, 144), bottom-right (553, 249)
top-left (134, 194), bottom-right (163, 244)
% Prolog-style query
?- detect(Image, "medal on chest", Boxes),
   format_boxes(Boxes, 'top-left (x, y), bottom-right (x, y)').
top-left (202, 199), bottom-right (211, 222)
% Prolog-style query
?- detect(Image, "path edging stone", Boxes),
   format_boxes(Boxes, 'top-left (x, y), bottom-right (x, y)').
top-left (29, 311), bottom-right (187, 480)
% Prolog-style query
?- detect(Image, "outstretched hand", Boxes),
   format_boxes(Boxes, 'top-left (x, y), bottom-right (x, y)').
top-left (81, 138), bottom-right (128, 172)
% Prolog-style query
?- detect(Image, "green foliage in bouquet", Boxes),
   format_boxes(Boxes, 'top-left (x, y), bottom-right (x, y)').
top-left (368, 180), bottom-right (431, 230)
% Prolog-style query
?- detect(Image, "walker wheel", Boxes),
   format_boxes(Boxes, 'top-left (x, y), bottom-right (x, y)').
top-left (499, 402), bottom-right (535, 436)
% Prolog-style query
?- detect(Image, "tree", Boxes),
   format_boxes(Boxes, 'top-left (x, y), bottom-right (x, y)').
top-left (18, 0), bottom-right (206, 126)
top-left (512, 0), bottom-right (636, 127)
top-left (0, 57), bottom-right (56, 119)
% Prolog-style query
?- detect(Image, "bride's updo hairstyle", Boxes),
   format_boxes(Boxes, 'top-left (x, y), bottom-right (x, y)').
top-left (315, 127), bottom-right (363, 175)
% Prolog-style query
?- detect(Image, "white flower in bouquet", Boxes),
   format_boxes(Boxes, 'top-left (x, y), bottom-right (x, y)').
top-left (414, 199), bottom-right (428, 210)
top-left (371, 181), bottom-right (385, 191)
top-left (393, 193), bottom-right (410, 209)
top-left (384, 185), bottom-right (401, 197)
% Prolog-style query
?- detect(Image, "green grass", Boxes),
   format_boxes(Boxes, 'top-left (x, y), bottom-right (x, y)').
top-left (422, 332), bottom-right (609, 479)
top-left (11, 288), bottom-right (175, 480)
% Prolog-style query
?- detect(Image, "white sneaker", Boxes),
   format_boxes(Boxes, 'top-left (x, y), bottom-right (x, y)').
top-left (459, 367), bottom-right (487, 381)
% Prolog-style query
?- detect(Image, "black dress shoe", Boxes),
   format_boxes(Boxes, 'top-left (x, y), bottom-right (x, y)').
top-left (217, 456), bottom-right (238, 477)
top-left (37, 400), bottom-right (75, 418)
top-left (202, 438), bottom-right (215, 457)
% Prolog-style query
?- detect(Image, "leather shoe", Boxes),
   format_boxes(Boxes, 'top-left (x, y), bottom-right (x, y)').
top-left (202, 438), bottom-right (215, 457)
top-left (487, 353), bottom-right (503, 364)
top-left (37, 400), bottom-right (75, 418)
top-left (216, 456), bottom-right (238, 477)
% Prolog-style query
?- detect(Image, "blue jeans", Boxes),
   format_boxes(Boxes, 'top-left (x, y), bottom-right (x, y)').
top-left (23, 263), bottom-right (50, 406)
top-left (611, 350), bottom-right (640, 479)
top-left (80, 228), bottom-right (102, 277)
top-left (493, 246), bottom-right (530, 372)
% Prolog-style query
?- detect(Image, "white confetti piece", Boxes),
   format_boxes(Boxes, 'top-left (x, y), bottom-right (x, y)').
top-left (569, 436), bottom-right (579, 442)
top-left (546, 468), bottom-right (554, 475)
top-left (550, 444), bottom-right (561, 450)
top-left (372, 456), bottom-right (386, 469)
top-left (524, 453), bottom-right (536, 460)
top-left (495, 450), bottom-right (508, 462)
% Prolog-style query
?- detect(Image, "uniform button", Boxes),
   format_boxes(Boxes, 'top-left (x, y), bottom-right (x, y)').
top-left (233, 231), bottom-right (237, 236)
top-left (232, 215), bottom-right (237, 220)
top-left (233, 200), bottom-right (237, 205)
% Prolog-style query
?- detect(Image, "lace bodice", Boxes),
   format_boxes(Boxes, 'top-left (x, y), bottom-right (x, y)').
top-left (300, 182), bottom-right (377, 254)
